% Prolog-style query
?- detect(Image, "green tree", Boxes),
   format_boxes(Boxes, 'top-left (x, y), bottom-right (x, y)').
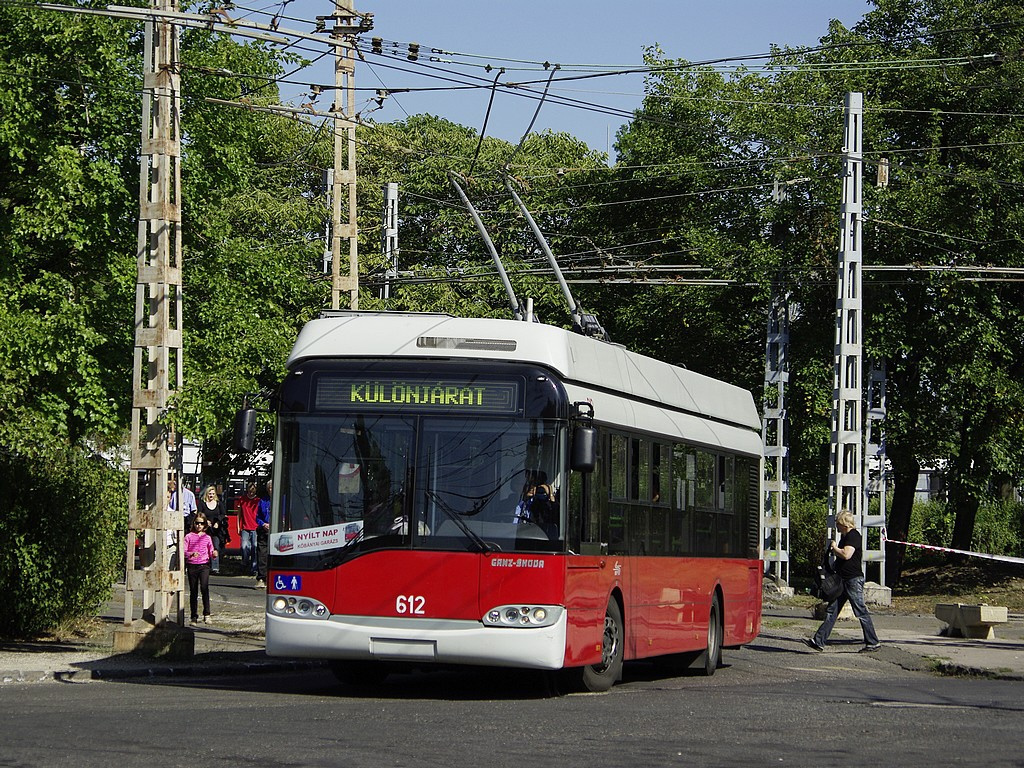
top-left (607, 55), bottom-right (782, 391)
top-left (0, 3), bottom-right (142, 456)
top-left (827, 0), bottom-right (1024, 558)
top-left (355, 116), bottom-right (609, 326)
top-left (0, 447), bottom-right (128, 637)
top-left (608, 0), bottom-right (1024, 580)
top-left (0, 6), bottom-right (337, 630)
top-left (171, 31), bottom-right (339, 465)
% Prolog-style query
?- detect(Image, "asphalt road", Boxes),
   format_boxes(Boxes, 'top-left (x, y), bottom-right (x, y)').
top-left (2, 630), bottom-right (1023, 767)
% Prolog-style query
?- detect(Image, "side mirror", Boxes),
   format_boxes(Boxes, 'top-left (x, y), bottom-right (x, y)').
top-left (233, 408), bottom-right (256, 453)
top-left (570, 425), bottom-right (596, 473)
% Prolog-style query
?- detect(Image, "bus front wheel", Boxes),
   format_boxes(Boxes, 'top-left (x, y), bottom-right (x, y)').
top-left (570, 599), bottom-right (624, 692)
top-left (700, 593), bottom-right (722, 677)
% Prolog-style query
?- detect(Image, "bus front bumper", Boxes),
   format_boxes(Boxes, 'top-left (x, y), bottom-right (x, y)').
top-left (265, 610), bottom-right (568, 670)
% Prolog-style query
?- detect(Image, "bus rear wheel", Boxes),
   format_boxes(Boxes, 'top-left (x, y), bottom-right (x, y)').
top-left (569, 599), bottom-right (624, 692)
top-left (700, 593), bottom-right (722, 677)
top-left (329, 660), bottom-right (390, 686)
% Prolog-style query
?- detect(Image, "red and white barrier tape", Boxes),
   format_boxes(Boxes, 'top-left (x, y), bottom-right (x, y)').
top-left (882, 532), bottom-right (1024, 566)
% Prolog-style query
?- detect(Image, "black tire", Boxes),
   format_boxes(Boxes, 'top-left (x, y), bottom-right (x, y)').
top-left (700, 593), bottom-right (722, 677)
top-left (571, 599), bottom-right (624, 692)
top-left (329, 660), bottom-right (390, 686)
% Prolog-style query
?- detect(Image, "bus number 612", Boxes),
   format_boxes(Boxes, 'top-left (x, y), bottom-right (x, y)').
top-left (396, 595), bottom-right (426, 615)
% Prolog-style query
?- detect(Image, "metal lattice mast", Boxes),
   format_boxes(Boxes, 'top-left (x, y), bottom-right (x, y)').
top-left (122, 0), bottom-right (184, 633)
top-left (381, 182), bottom-right (398, 299)
top-left (328, 0), bottom-right (363, 310)
top-left (863, 358), bottom-right (888, 583)
top-left (762, 289), bottom-right (791, 584)
top-left (828, 92), bottom-right (864, 532)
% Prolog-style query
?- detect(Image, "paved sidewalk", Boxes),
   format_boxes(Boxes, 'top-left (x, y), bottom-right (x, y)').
top-left (764, 603), bottom-right (1024, 680)
top-left (0, 575), bottom-right (313, 684)
top-left (2, 584), bottom-right (1023, 683)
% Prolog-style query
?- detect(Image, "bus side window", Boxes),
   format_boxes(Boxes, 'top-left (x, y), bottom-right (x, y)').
top-left (610, 434), bottom-right (627, 500)
top-left (693, 449), bottom-right (717, 553)
top-left (651, 444), bottom-right (664, 504)
top-left (649, 444), bottom-right (668, 555)
top-left (637, 440), bottom-right (649, 501)
top-left (568, 470), bottom-right (583, 552)
top-left (671, 444), bottom-right (695, 555)
top-left (695, 451), bottom-right (715, 508)
top-left (607, 434), bottom-right (626, 554)
top-left (581, 430), bottom-right (607, 555)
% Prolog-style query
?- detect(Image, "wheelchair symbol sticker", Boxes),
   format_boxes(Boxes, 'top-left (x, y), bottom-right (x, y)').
top-left (274, 574), bottom-right (302, 591)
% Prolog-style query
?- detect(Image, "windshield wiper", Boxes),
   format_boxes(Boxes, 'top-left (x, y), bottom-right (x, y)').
top-left (425, 490), bottom-right (495, 553)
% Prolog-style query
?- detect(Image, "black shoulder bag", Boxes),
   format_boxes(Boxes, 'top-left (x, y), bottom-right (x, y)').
top-left (813, 548), bottom-right (844, 602)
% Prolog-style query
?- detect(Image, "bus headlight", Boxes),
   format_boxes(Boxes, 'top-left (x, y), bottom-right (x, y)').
top-left (483, 604), bottom-right (562, 628)
top-left (268, 595), bottom-right (330, 620)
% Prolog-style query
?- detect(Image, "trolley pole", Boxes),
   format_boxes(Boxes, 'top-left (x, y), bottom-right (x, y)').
top-left (327, 1), bottom-right (367, 310)
top-left (115, 0), bottom-right (189, 656)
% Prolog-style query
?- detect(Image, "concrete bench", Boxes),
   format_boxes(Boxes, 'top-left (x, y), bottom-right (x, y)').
top-left (934, 603), bottom-right (1008, 639)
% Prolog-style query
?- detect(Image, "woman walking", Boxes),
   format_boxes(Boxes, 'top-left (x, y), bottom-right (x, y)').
top-left (184, 514), bottom-right (218, 624)
top-left (198, 485), bottom-right (226, 573)
top-left (806, 509), bottom-right (881, 652)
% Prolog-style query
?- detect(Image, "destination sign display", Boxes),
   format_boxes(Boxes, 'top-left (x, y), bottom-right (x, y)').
top-left (315, 376), bottom-right (521, 414)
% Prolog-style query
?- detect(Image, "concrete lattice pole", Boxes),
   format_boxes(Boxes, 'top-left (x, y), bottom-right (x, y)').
top-left (119, 0), bottom-right (187, 652)
top-left (329, 0), bottom-right (362, 310)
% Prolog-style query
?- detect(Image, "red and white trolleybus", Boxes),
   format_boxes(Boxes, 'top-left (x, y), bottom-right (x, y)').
top-left (251, 311), bottom-right (762, 691)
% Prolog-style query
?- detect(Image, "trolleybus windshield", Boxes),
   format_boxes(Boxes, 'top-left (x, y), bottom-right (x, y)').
top-left (270, 413), bottom-right (565, 567)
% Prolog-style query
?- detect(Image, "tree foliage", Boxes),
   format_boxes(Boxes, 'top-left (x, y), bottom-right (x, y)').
top-left (606, 0), bottom-right (1024, 574)
top-left (355, 116), bottom-right (609, 325)
top-left (4, 0), bottom-right (1024, 610)
top-left (0, 447), bottom-right (128, 637)
top-left (0, 3), bottom-right (141, 457)
top-left (172, 31), bottom-right (335, 466)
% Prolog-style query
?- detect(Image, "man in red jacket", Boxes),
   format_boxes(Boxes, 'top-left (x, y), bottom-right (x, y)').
top-left (238, 482), bottom-right (260, 577)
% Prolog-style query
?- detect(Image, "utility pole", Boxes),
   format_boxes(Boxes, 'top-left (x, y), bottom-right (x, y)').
top-left (828, 91), bottom-right (886, 601)
top-left (116, 0), bottom-right (189, 655)
top-left (829, 92), bottom-right (864, 531)
top-left (381, 182), bottom-right (398, 299)
top-left (864, 358), bottom-right (888, 585)
top-left (762, 288), bottom-right (792, 587)
top-left (326, 1), bottom-right (367, 310)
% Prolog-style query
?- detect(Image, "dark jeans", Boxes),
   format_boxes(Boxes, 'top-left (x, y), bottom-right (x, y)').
top-left (209, 536), bottom-right (221, 572)
top-left (241, 529), bottom-right (257, 574)
top-left (812, 575), bottom-right (880, 647)
top-left (186, 562), bottom-right (211, 620)
top-left (256, 527), bottom-right (269, 580)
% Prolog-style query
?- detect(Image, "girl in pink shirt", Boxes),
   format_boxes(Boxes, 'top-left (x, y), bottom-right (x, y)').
top-left (184, 514), bottom-right (217, 623)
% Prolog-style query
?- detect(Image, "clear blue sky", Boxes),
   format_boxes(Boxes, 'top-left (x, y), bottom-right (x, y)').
top-left (271, 1), bottom-right (872, 155)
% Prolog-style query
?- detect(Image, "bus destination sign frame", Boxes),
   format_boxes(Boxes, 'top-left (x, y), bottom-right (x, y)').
top-left (315, 376), bottom-right (521, 415)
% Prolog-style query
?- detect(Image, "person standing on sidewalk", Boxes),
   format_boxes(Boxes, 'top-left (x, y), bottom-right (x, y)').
top-left (238, 482), bottom-right (260, 577)
top-left (255, 480), bottom-right (272, 588)
top-left (168, 476), bottom-right (197, 530)
top-left (198, 485), bottom-right (225, 574)
top-left (184, 514), bottom-right (217, 624)
top-left (806, 509), bottom-right (881, 653)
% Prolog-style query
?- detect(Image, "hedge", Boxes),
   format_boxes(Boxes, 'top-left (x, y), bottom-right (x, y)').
top-left (0, 446), bottom-right (127, 637)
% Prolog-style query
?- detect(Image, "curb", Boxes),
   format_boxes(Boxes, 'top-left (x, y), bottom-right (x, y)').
top-left (91, 658), bottom-right (326, 681)
top-left (1, 658), bottom-right (326, 685)
top-left (929, 659), bottom-right (1024, 682)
